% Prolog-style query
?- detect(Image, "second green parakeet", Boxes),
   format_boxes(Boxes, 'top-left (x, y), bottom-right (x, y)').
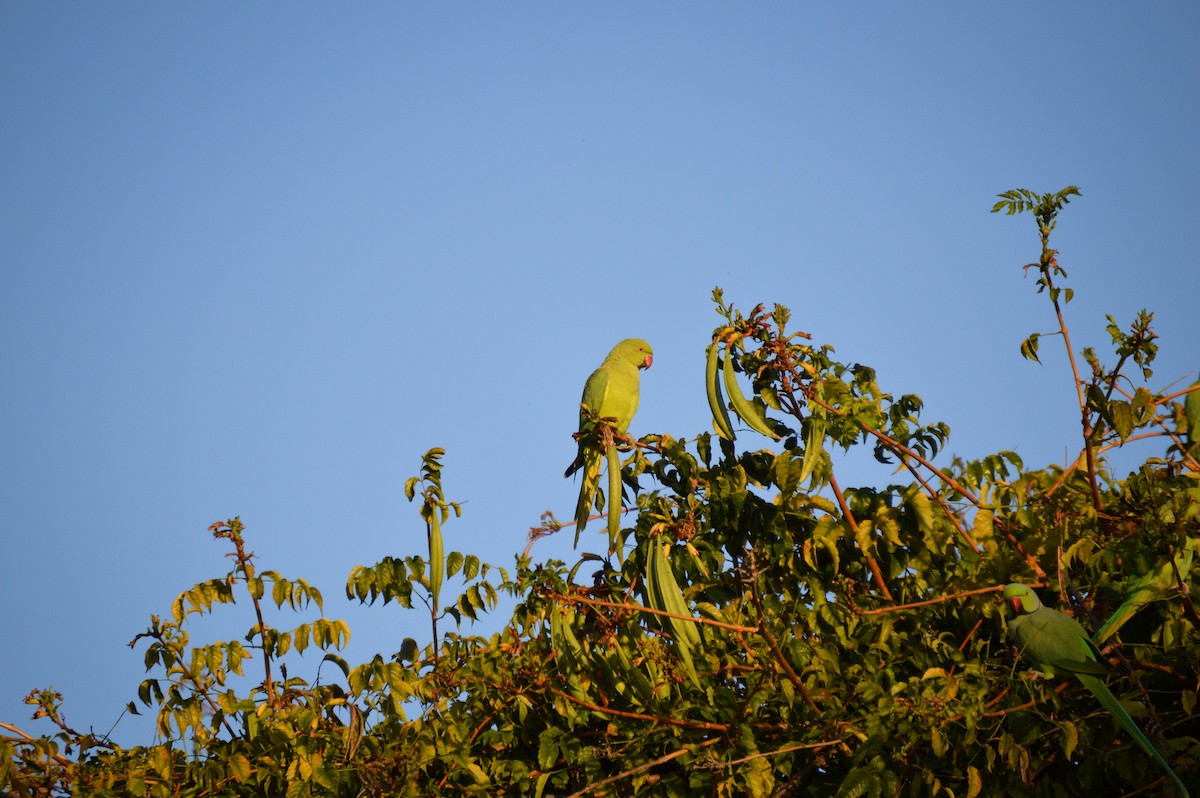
top-left (1004, 583), bottom-right (1189, 796)
top-left (1093, 539), bottom-right (1196, 645)
top-left (564, 339), bottom-right (653, 539)
top-left (1185, 373), bottom-right (1200, 451)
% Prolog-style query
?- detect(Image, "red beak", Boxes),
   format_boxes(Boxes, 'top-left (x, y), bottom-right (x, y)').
top-left (643, 354), bottom-right (653, 369)
top-left (1007, 597), bottom-right (1023, 615)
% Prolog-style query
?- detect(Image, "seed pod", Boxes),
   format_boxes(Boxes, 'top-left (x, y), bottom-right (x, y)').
top-left (706, 344), bottom-right (736, 441)
top-left (722, 348), bottom-right (780, 439)
top-left (428, 509), bottom-right (444, 608)
top-left (799, 408), bottom-right (826, 485)
top-left (606, 443), bottom-right (622, 557)
top-left (646, 537), bottom-right (701, 687)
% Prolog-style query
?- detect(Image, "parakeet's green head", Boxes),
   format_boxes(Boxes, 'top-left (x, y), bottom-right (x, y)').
top-left (610, 338), bottom-right (654, 370)
top-left (1003, 583), bottom-right (1042, 615)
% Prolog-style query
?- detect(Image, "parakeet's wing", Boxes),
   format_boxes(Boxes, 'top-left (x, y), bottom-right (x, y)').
top-left (564, 364), bottom-right (614, 479)
top-left (601, 364), bottom-right (640, 433)
top-left (1011, 607), bottom-right (1107, 678)
top-left (581, 363), bottom-right (615, 419)
top-left (565, 366), bottom-right (611, 536)
top-left (566, 359), bottom-right (631, 535)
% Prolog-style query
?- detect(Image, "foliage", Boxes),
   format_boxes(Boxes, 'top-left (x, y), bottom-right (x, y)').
top-left (4, 188), bottom-right (1199, 797)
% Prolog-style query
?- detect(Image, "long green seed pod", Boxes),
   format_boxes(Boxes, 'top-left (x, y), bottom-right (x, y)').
top-left (647, 537), bottom-right (701, 685)
top-left (428, 509), bottom-right (444, 608)
top-left (547, 604), bottom-right (569, 667)
top-left (706, 344), bottom-right (736, 440)
top-left (799, 408), bottom-right (826, 485)
top-left (606, 443), bottom-right (622, 557)
top-left (557, 604), bottom-right (585, 664)
top-left (651, 539), bottom-right (701, 647)
top-left (722, 348), bottom-right (780, 439)
top-left (614, 641), bottom-right (655, 705)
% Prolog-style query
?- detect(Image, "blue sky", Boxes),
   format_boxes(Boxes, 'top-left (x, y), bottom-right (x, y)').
top-left (3, 4), bottom-right (1197, 744)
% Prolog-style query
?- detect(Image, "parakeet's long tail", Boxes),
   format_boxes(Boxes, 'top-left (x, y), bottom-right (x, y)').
top-left (1076, 672), bottom-right (1190, 796)
top-left (564, 446), bottom-right (585, 478)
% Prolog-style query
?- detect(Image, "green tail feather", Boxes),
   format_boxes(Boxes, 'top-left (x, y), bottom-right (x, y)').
top-left (1076, 672), bottom-right (1190, 796)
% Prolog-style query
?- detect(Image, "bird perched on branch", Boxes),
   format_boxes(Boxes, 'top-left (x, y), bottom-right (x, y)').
top-left (1003, 583), bottom-right (1189, 796)
top-left (564, 339), bottom-right (653, 541)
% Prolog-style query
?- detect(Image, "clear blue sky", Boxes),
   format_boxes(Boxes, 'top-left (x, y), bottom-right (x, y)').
top-left (3, 4), bottom-right (1197, 744)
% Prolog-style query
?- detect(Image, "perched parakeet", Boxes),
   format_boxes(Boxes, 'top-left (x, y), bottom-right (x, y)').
top-left (1003, 583), bottom-right (1189, 796)
top-left (564, 339), bottom-right (653, 539)
top-left (1093, 539), bottom-right (1196, 645)
top-left (1185, 374), bottom-right (1200, 451)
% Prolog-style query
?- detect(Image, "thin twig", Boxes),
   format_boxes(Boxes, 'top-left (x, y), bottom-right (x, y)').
top-left (0, 721), bottom-right (76, 767)
top-left (222, 523), bottom-right (276, 707)
top-left (564, 738), bottom-right (723, 798)
top-left (849, 585), bottom-right (1005, 616)
top-left (904, 462), bottom-right (978, 550)
top-left (747, 570), bottom-right (821, 713)
top-left (828, 472), bottom-right (894, 601)
top-left (1040, 255), bottom-right (1104, 511)
top-left (548, 592), bottom-right (758, 633)
top-left (711, 738), bottom-right (844, 768)
top-left (547, 687), bottom-right (730, 732)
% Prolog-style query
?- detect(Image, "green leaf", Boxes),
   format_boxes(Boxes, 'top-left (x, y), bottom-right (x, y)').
top-left (966, 766), bottom-right (982, 798)
top-left (772, 450), bottom-right (803, 496)
top-left (835, 760), bottom-right (880, 798)
top-left (1110, 399), bottom-right (1134, 440)
top-left (466, 762), bottom-right (491, 785)
top-left (972, 508), bottom-right (994, 551)
top-left (272, 576), bottom-right (288, 609)
top-left (538, 731), bottom-right (560, 769)
top-left (321, 652), bottom-right (350, 678)
top-left (910, 491), bottom-right (934, 535)
top-left (1057, 720), bottom-right (1079, 759)
top-left (230, 753), bottom-right (252, 783)
top-left (1020, 333), bottom-right (1041, 363)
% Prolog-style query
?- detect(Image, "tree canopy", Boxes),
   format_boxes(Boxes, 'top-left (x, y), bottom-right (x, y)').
top-left (4, 188), bottom-right (1198, 797)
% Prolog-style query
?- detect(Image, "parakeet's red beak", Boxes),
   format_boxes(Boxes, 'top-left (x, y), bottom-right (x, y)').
top-left (1007, 596), bottom-right (1024, 615)
top-left (642, 354), bottom-right (653, 369)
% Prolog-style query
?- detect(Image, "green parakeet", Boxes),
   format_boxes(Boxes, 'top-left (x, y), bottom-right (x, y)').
top-left (1185, 374), bottom-right (1200, 451)
top-left (1093, 539), bottom-right (1196, 645)
top-left (564, 339), bottom-right (653, 540)
top-left (1003, 583), bottom-right (1189, 796)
